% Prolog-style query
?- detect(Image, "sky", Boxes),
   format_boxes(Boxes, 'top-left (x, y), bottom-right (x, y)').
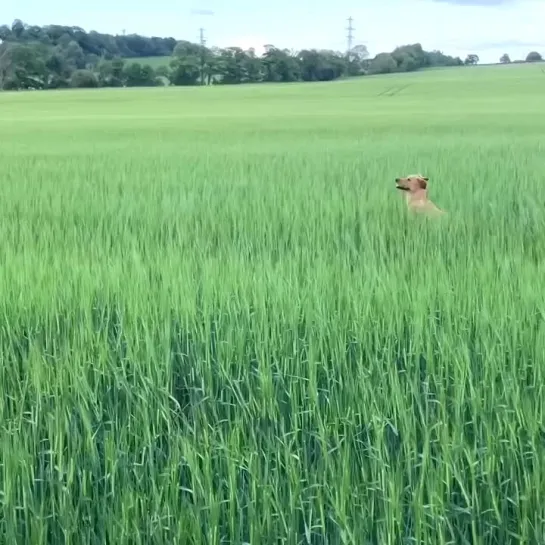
top-left (3, 0), bottom-right (544, 63)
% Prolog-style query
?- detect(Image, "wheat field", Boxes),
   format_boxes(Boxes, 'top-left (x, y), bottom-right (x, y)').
top-left (1, 63), bottom-right (545, 544)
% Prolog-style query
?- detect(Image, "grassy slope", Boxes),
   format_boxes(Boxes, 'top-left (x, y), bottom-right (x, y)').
top-left (132, 55), bottom-right (171, 68)
top-left (1, 62), bottom-right (545, 543)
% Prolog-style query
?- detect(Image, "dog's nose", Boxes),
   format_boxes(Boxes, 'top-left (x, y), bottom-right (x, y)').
top-left (395, 178), bottom-right (400, 182)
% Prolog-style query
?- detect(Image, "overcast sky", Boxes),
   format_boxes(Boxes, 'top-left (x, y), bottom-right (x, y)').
top-left (3, 0), bottom-right (544, 63)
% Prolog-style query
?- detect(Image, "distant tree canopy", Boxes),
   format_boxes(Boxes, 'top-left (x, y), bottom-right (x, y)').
top-left (0, 19), bottom-right (176, 58)
top-left (525, 51), bottom-right (543, 63)
top-left (0, 18), bottom-right (467, 91)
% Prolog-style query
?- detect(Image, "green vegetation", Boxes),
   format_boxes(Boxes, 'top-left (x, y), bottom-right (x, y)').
top-left (3, 18), bottom-right (542, 92)
top-left (1, 62), bottom-right (545, 543)
top-left (132, 55), bottom-right (171, 69)
top-left (0, 18), bottom-right (468, 90)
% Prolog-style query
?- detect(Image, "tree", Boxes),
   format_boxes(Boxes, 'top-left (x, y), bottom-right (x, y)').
top-left (391, 43), bottom-right (428, 73)
top-left (526, 51), bottom-right (543, 62)
top-left (45, 51), bottom-right (71, 88)
top-left (346, 44), bottom-right (369, 75)
top-left (0, 18), bottom-right (481, 91)
top-left (202, 46), bottom-right (224, 84)
top-left (348, 44), bottom-right (368, 68)
top-left (299, 49), bottom-right (346, 81)
top-left (154, 65), bottom-right (170, 80)
top-left (426, 50), bottom-right (462, 67)
top-left (122, 62), bottom-right (158, 86)
top-left (0, 24), bottom-right (12, 42)
top-left (169, 40), bottom-right (204, 85)
top-left (464, 54), bottom-right (479, 65)
top-left (350, 44), bottom-right (369, 62)
top-left (61, 40), bottom-right (86, 71)
top-left (169, 56), bottom-right (200, 85)
top-left (70, 69), bottom-right (98, 88)
top-left (97, 58), bottom-right (125, 87)
top-left (369, 53), bottom-right (397, 74)
top-left (0, 42), bottom-right (48, 89)
top-left (243, 48), bottom-right (264, 83)
top-left (216, 47), bottom-right (249, 84)
top-left (500, 53), bottom-right (511, 64)
top-left (11, 19), bottom-right (25, 40)
top-left (1, 20), bottom-right (178, 59)
top-left (85, 53), bottom-right (100, 69)
top-left (262, 45), bottom-right (300, 83)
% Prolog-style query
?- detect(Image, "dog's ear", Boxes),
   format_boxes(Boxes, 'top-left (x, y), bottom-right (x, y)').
top-left (418, 177), bottom-right (428, 189)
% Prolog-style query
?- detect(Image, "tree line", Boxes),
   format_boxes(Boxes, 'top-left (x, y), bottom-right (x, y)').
top-left (0, 18), bottom-right (478, 91)
top-left (500, 51), bottom-right (543, 64)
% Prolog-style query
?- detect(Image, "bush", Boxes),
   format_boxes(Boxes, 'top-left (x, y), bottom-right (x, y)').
top-left (70, 69), bottom-right (98, 88)
top-left (2, 78), bottom-right (19, 90)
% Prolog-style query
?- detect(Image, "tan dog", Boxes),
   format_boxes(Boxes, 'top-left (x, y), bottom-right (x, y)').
top-left (395, 174), bottom-right (445, 216)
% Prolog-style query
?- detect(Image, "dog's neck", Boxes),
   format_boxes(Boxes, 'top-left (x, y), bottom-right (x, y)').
top-left (406, 188), bottom-right (428, 203)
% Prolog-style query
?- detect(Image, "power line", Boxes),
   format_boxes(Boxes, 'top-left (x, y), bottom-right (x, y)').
top-left (346, 16), bottom-right (354, 55)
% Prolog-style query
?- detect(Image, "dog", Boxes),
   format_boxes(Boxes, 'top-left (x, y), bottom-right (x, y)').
top-left (395, 174), bottom-right (445, 216)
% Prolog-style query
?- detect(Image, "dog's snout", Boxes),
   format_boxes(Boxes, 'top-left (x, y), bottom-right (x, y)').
top-left (395, 178), bottom-right (400, 182)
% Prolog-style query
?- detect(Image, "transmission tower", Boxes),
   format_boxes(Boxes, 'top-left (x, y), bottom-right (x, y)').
top-left (198, 28), bottom-right (206, 86)
top-left (346, 16), bottom-right (354, 55)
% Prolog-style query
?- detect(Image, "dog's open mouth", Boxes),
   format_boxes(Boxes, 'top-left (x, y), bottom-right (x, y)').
top-left (396, 185), bottom-right (409, 191)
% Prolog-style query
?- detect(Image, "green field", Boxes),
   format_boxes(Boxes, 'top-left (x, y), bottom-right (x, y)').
top-left (133, 55), bottom-right (171, 68)
top-left (1, 62), bottom-right (545, 544)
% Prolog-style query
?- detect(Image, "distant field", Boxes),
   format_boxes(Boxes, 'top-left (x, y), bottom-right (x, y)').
top-left (1, 62), bottom-right (545, 544)
top-left (132, 55), bottom-right (171, 68)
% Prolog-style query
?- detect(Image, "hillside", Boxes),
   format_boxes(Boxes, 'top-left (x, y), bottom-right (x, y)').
top-left (132, 56), bottom-right (171, 69)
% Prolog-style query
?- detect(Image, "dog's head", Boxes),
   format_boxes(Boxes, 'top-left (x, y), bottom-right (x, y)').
top-left (395, 174), bottom-right (429, 192)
